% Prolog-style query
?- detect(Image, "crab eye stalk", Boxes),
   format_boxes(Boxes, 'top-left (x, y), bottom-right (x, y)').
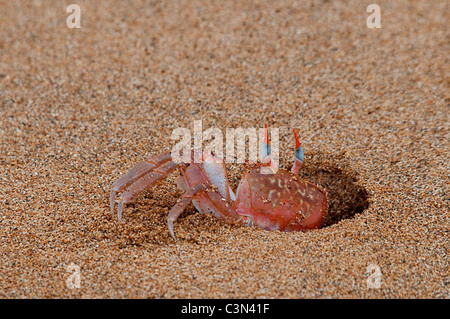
top-left (261, 123), bottom-right (271, 162)
top-left (260, 124), bottom-right (279, 174)
top-left (291, 128), bottom-right (304, 175)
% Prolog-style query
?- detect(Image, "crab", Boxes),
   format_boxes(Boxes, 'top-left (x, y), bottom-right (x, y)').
top-left (110, 125), bottom-right (329, 238)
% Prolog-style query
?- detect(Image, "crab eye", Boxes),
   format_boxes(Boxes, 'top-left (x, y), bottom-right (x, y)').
top-left (261, 143), bottom-right (271, 159)
top-left (261, 123), bottom-right (271, 160)
top-left (293, 128), bottom-right (304, 162)
top-left (295, 144), bottom-right (304, 162)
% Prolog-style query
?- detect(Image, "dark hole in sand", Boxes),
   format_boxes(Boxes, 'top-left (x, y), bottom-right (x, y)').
top-left (226, 151), bottom-right (370, 228)
top-left (296, 153), bottom-right (370, 227)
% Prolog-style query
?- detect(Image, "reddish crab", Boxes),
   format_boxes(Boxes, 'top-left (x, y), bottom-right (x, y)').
top-left (110, 125), bottom-right (329, 238)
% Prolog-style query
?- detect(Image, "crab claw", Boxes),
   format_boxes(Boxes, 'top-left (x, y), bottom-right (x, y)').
top-left (291, 128), bottom-right (304, 175)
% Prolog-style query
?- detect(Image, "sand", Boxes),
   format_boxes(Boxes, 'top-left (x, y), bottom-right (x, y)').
top-left (0, 0), bottom-right (448, 298)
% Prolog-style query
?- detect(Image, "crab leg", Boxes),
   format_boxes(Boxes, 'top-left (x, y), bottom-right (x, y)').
top-left (110, 152), bottom-right (172, 214)
top-left (167, 184), bottom-right (205, 239)
top-left (168, 163), bottom-right (246, 238)
top-left (111, 153), bottom-right (172, 192)
top-left (116, 160), bottom-right (179, 220)
top-left (167, 186), bottom-right (245, 238)
top-left (110, 151), bottom-right (184, 219)
top-left (110, 161), bottom-right (156, 216)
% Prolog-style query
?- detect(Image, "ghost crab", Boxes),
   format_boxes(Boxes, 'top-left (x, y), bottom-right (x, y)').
top-left (110, 125), bottom-right (329, 238)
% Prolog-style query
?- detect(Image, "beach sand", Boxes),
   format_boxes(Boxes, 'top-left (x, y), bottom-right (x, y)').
top-left (0, 0), bottom-right (448, 298)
